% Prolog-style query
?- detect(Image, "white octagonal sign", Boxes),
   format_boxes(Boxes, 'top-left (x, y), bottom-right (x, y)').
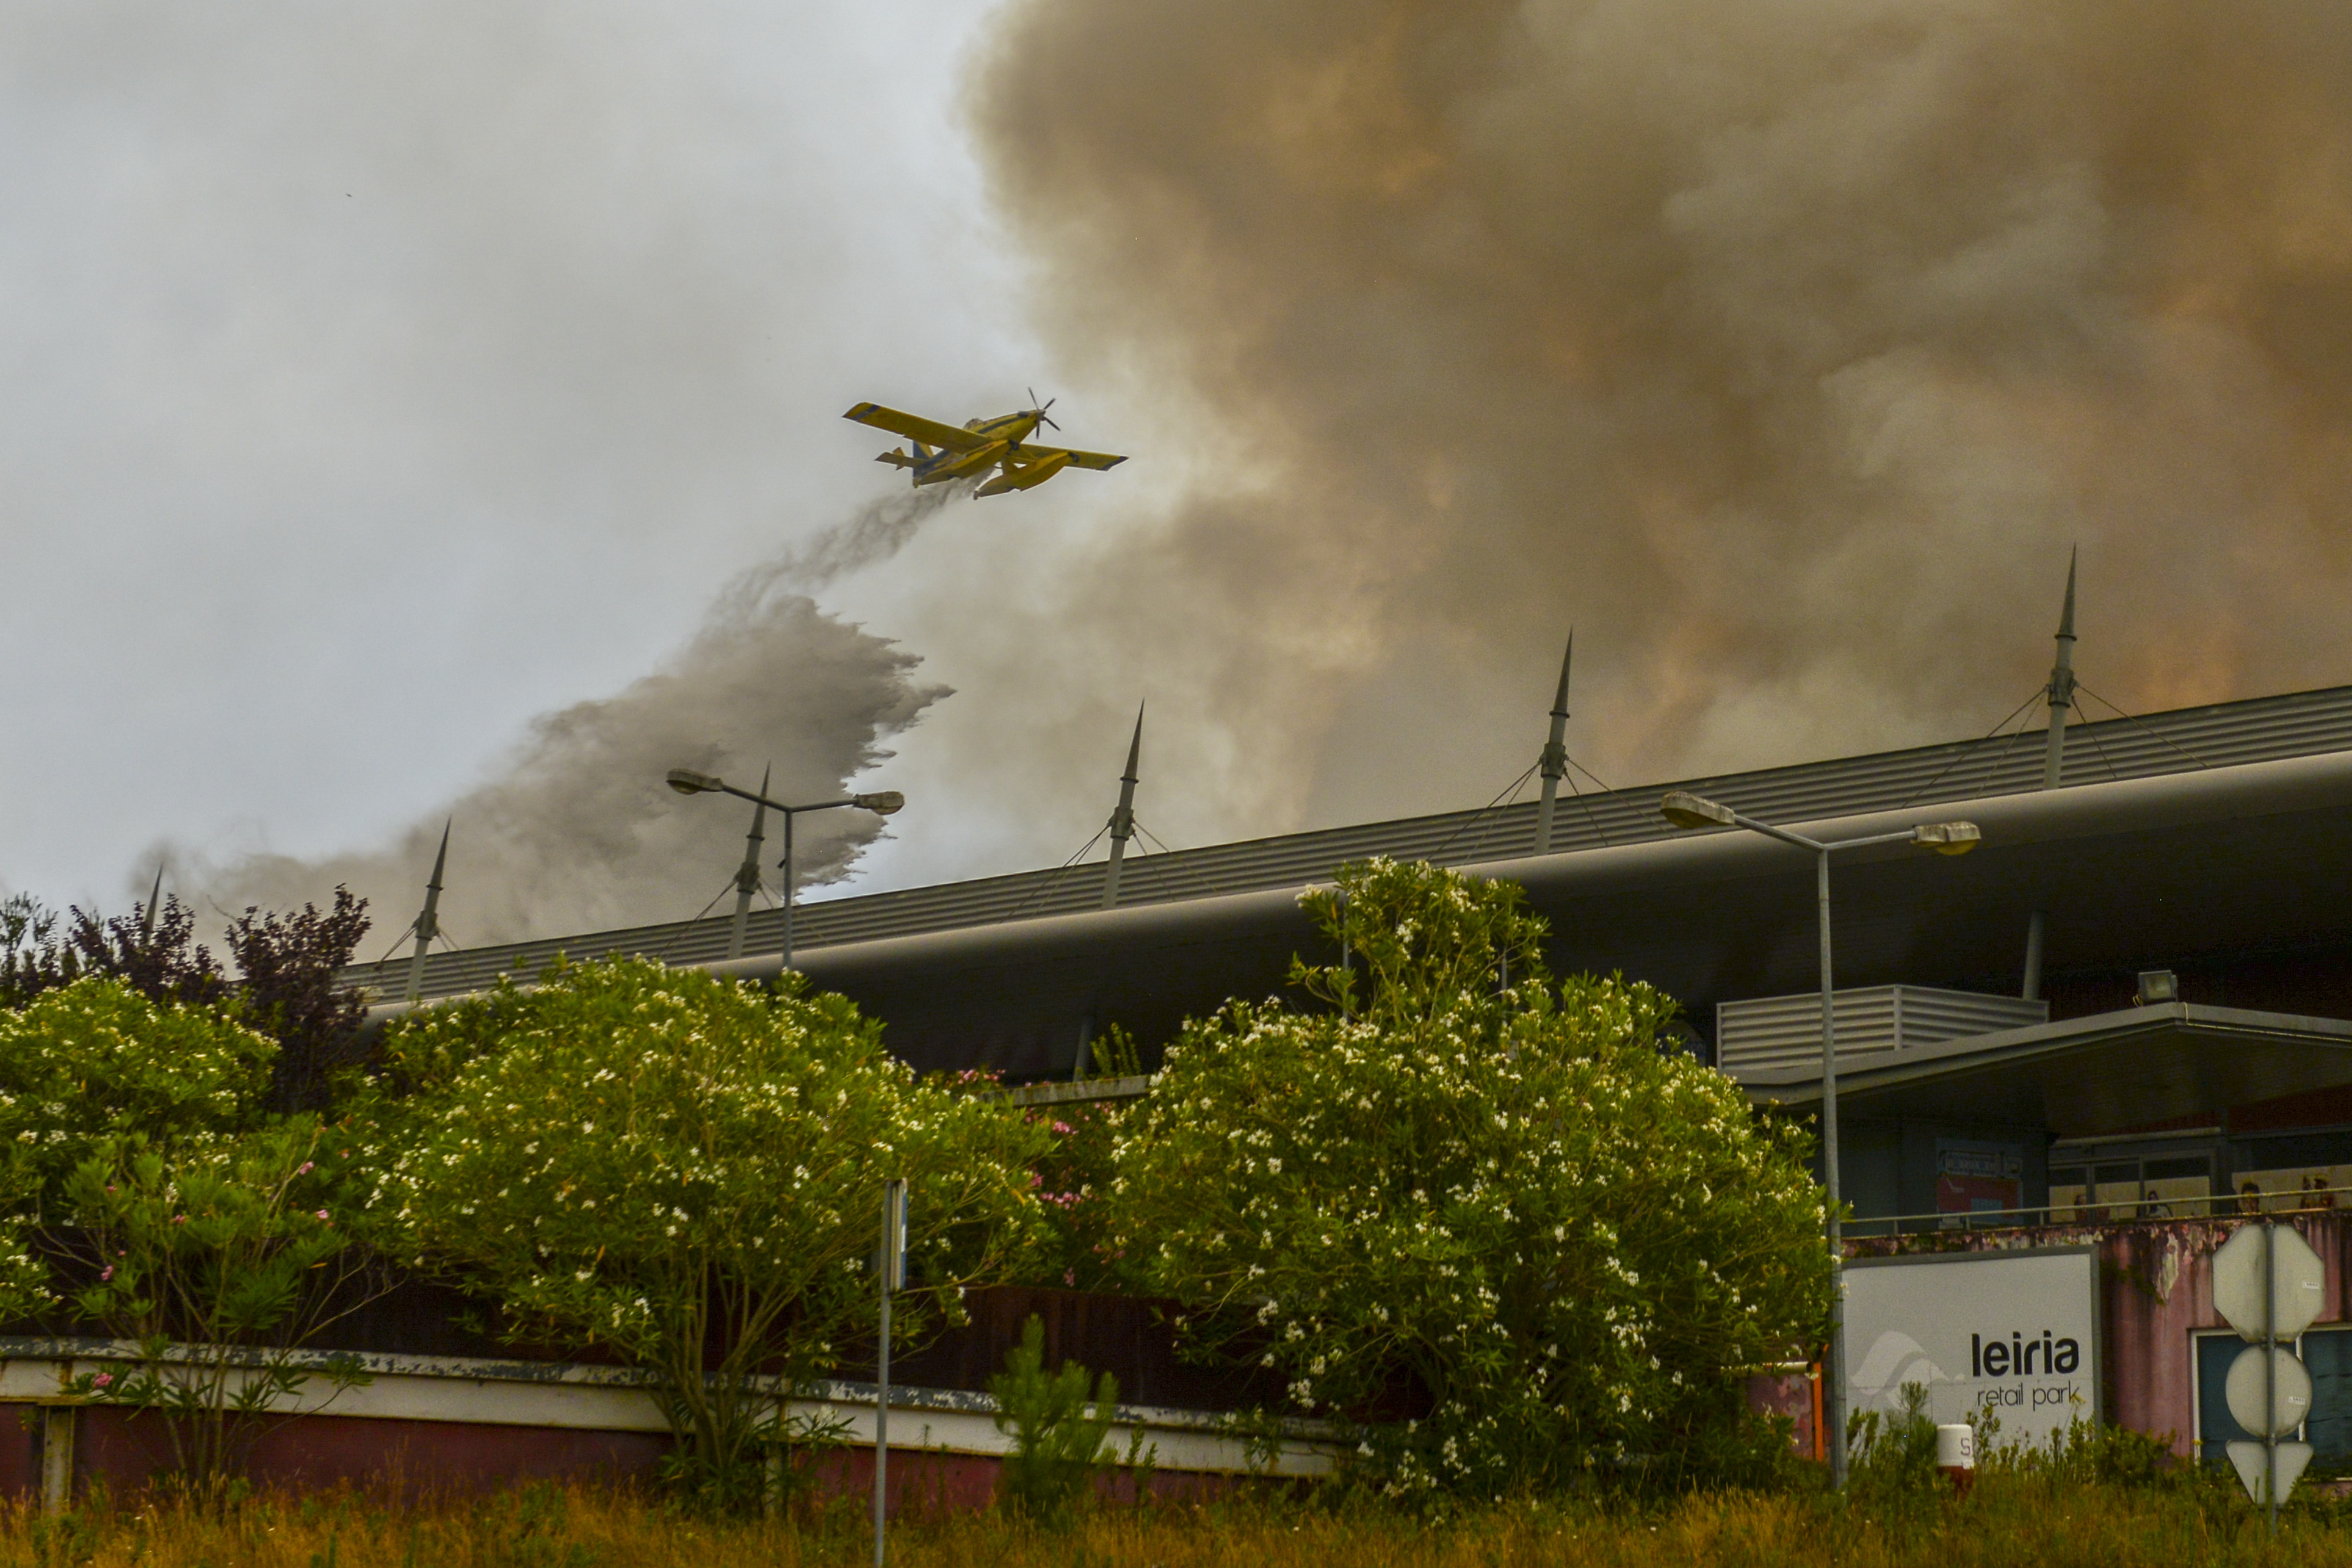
top-left (2212, 1225), bottom-right (2325, 1343)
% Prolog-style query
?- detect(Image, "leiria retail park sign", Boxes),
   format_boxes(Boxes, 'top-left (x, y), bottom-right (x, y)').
top-left (1843, 1248), bottom-right (2101, 1450)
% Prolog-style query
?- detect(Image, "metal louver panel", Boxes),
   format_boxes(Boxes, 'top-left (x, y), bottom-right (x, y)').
top-left (1717, 986), bottom-right (2050, 1075)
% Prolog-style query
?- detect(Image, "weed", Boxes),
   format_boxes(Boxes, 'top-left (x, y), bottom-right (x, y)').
top-left (990, 1314), bottom-right (1118, 1526)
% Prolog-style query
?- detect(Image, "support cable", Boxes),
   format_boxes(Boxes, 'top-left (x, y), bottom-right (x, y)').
top-left (1561, 758), bottom-right (1613, 848)
top-left (2075, 682), bottom-right (2213, 772)
top-left (1004, 823), bottom-right (1114, 923)
top-left (1898, 688), bottom-right (2044, 807)
top-left (1426, 760), bottom-right (1542, 867)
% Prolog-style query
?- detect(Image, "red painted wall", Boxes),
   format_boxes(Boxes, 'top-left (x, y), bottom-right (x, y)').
top-left (69, 1410), bottom-right (668, 1497)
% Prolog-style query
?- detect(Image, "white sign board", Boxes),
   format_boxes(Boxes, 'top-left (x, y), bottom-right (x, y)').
top-left (1844, 1248), bottom-right (2100, 1450)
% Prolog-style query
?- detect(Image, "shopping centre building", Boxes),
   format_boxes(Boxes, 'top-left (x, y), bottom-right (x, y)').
top-left (364, 676), bottom-right (2352, 1467)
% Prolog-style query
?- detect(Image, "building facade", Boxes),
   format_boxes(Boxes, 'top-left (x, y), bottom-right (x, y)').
top-left (362, 682), bottom-right (2352, 1465)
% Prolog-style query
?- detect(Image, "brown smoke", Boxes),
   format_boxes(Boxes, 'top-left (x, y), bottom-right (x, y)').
top-left (969, 0), bottom-right (2352, 817)
top-left (198, 585), bottom-right (943, 946)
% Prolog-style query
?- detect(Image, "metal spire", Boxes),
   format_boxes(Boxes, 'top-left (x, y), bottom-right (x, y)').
top-left (2043, 547), bottom-right (2078, 790)
top-left (405, 821), bottom-right (450, 1004)
top-left (139, 864), bottom-right (164, 939)
top-left (1102, 704), bottom-right (1143, 910)
top-left (2024, 551), bottom-right (2076, 1002)
top-left (728, 766), bottom-right (771, 961)
top-left (1533, 632), bottom-right (1572, 854)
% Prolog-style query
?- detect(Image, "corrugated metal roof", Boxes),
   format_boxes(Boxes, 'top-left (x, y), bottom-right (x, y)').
top-left (350, 684), bottom-right (2352, 1002)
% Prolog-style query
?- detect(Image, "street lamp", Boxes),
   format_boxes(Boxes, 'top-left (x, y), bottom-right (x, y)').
top-left (1659, 789), bottom-right (1978, 1489)
top-left (667, 768), bottom-right (905, 969)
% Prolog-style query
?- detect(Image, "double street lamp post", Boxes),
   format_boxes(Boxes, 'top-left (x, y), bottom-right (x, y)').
top-left (1658, 790), bottom-right (1980, 1489)
top-left (667, 769), bottom-right (905, 969)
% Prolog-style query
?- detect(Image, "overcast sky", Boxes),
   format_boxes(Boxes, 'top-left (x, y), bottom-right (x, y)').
top-left (10, 1), bottom-right (2351, 942)
top-left (1, 0), bottom-right (1078, 920)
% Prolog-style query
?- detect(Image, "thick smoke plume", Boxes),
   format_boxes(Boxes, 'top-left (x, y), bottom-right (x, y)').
top-left (198, 572), bottom-right (943, 947)
top-left (970, 0), bottom-right (2352, 813)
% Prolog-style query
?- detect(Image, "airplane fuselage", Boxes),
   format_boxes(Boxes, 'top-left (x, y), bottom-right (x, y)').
top-left (847, 399), bottom-right (1124, 497)
top-left (911, 412), bottom-right (1044, 485)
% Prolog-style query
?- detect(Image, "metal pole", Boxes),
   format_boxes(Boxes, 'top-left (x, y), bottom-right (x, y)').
top-left (1533, 632), bottom-right (1572, 855)
top-left (2265, 1221), bottom-right (2278, 1535)
top-left (2043, 548), bottom-right (2077, 790)
top-left (405, 822), bottom-right (450, 1005)
top-left (1102, 705), bottom-right (1143, 911)
top-left (728, 768), bottom-right (770, 963)
top-left (781, 809), bottom-right (796, 972)
top-left (874, 1179), bottom-right (904, 1568)
top-left (1820, 847), bottom-right (1847, 1490)
top-left (874, 1271), bottom-right (891, 1567)
top-left (2021, 909), bottom-right (2046, 1002)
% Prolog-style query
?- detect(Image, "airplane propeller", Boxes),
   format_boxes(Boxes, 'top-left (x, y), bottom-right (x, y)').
top-left (1026, 388), bottom-right (1060, 432)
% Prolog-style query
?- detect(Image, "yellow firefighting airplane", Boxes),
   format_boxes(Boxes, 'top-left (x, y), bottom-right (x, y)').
top-left (843, 394), bottom-right (1127, 497)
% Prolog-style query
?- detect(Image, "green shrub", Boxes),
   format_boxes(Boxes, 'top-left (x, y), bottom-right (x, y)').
top-left (990, 1314), bottom-right (1119, 1526)
top-left (53, 1121), bottom-right (375, 1482)
top-left (0, 977), bottom-right (275, 1210)
top-left (1847, 1381), bottom-right (1940, 1508)
top-left (0, 977), bottom-right (381, 1484)
top-left (373, 956), bottom-right (1052, 1512)
top-left (1105, 858), bottom-right (1834, 1497)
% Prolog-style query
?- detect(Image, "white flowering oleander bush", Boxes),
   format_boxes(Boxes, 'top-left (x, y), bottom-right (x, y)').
top-left (371, 956), bottom-right (1054, 1512)
top-left (0, 978), bottom-right (275, 1212)
top-left (1107, 858), bottom-right (1834, 1496)
top-left (0, 977), bottom-right (383, 1485)
top-left (52, 1121), bottom-right (375, 1481)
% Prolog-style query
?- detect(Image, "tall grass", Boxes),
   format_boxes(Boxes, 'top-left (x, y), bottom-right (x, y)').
top-left (5, 1473), bottom-right (2351, 1567)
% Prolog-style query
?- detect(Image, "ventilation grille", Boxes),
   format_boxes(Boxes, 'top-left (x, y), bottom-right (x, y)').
top-left (1717, 986), bottom-right (2049, 1075)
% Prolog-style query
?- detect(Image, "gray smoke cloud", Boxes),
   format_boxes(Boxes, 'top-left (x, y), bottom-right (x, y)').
top-left (759, 480), bottom-right (974, 593)
top-left (961, 0), bottom-right (2352, 825)
top-left (196, 579), bottom-right (944, 946)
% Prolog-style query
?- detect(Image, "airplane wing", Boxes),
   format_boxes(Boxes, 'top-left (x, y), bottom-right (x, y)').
top-left (1029, 446), bottom-right (1128, 470)
top-left (844, 402), bottom-right (988, 452)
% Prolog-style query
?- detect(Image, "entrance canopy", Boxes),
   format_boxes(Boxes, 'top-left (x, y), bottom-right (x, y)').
top-left (1739, 1003), bottom-right (2352, 1138)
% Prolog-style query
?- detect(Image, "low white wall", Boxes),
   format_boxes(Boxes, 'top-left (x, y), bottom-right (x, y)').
top-left (0, 1339), bottom-right (1334, 1478)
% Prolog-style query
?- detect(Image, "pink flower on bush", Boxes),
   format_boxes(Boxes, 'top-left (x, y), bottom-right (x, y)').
top-left (91, 1373), bottom-right (112, 1389)
top-left (170, 1215), bottom-right (187, 1226)
top-left (296, 1162), bottom-right (314, 1176)
top-left (1052, 1121), bottom-right (1075, 1136)
top-left (98, 1266), bottom-right (112, 1282)
top-left (316, 1210), bottom-right (330, 1222)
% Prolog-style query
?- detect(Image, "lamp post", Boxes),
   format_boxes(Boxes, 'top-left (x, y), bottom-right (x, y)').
top-left (1659, 790), bottom-right (1979, 1489)
top-left (667, 770), bottom-right (905, 969)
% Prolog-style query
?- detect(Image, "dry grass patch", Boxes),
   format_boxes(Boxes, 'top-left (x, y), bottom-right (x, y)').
top-left (5, 1475), bottom-right (2352, 1567)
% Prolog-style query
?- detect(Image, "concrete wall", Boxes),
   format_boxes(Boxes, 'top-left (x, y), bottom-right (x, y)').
top-left (0, 1342), bottom-right (1334, 1507)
